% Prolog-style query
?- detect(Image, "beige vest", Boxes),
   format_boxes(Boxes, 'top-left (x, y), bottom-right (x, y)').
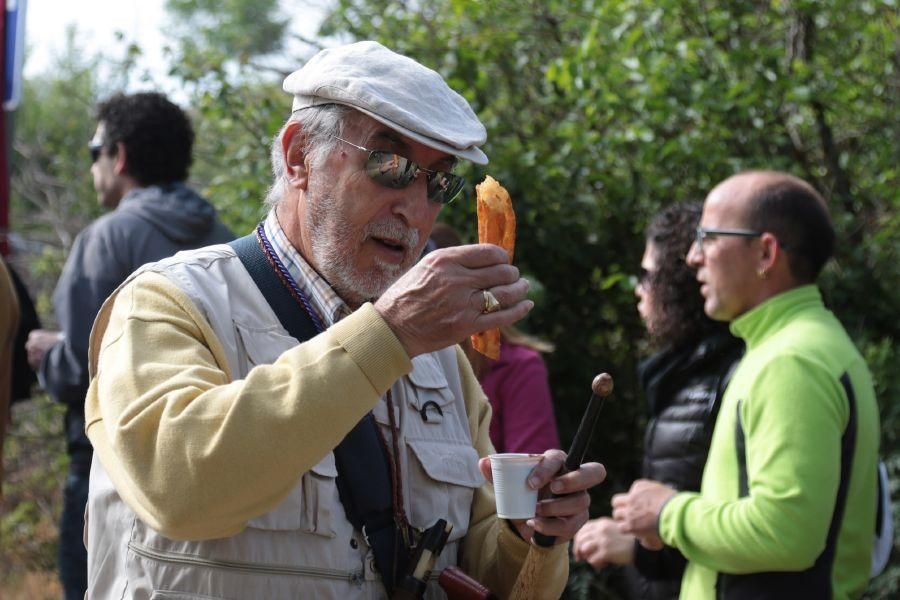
top-left (86, 245), bottom-right (485, 600)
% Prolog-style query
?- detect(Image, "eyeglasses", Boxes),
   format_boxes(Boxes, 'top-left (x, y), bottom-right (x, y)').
top-left (88, 141), bottom-right (103, 163)
top-left (694, 227), bottom-right (763, 247)
top-left (332, 136), bottom-right (465, 205)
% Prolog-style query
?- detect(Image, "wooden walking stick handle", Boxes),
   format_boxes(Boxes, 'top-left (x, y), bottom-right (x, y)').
top-left (532, 373), bottom-right (613, 547)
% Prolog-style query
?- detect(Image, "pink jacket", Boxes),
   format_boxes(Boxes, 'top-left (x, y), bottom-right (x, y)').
top-left (480, 343), bottom-right (560, 454)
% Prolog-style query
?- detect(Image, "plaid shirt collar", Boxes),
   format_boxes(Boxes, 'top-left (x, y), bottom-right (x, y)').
top-left (262, 210), bottom-right (352, 326)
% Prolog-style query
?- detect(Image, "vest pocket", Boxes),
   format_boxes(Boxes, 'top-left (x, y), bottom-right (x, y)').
top-left (404, 354), bottom-right (456, 425)
top-left (406, 439), bottom-right (484, 537)
top-left (246, 454), bottom-right (338, 538)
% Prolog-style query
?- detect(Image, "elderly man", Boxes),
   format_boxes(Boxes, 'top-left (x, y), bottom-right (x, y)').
top-left (84, 42), bottom-right (604, 599)
top-left (613, 171), bottom-right (878, 599)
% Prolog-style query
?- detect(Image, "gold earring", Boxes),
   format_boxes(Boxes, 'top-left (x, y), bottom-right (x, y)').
top-left (757, 268), bottom-right (769, 279)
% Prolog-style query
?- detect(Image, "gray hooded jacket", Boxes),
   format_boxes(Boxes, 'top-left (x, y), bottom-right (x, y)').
top-left (40, 183), bottom-right (234, 453)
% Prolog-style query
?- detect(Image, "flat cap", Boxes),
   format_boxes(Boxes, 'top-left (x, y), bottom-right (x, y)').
top-left (284, 41), bottom-right (488, 164)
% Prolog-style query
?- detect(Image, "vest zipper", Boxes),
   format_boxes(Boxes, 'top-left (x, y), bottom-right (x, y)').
top-left (128, 542), bottom-right (364, 582)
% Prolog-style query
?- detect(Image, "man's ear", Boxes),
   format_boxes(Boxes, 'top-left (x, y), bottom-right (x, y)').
top-left (757, 231), bottom-right (781, 275)
top-left (113, 142), bottom-right (128, 176)
top-left (282, 122), bottom-right (309, 190)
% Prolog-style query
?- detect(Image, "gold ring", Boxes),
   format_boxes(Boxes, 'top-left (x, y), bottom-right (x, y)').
top-left (483, 290), bottom-right (501, 313)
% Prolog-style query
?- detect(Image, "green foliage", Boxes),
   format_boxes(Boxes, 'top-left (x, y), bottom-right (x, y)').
top-left (188, 80), bottom-right (287, 234)
top-left (166, 0), bottom-right (289, 61)
top-left (0, 396), bottom-right (67, 584)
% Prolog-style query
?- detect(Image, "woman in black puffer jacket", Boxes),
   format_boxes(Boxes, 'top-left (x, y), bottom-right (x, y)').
top-left (574, 202), bottom-right (744, 599)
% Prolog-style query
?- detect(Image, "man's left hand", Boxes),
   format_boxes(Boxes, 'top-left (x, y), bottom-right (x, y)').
top-left (611, 479), bottom-right (677, 550)
top-left (479, 449), bottom-right (606, 545)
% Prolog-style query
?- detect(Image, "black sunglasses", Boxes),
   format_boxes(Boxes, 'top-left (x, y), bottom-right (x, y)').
top-left (695, 227), bottom-right (763, 246)
top-left (333, 136), bottom-right (465, 205)
top-left (88, 141), bottom-right (103, 164)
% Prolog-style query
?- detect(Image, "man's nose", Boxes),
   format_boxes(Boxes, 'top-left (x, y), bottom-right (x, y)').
top-left (685, 240), bottom-right (703, 266)
top-left (392, 175), bottom-right (434, 222)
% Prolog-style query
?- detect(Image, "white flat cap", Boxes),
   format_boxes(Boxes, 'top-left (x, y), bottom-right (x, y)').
top-left (284, 41), bottom-right (488, 165)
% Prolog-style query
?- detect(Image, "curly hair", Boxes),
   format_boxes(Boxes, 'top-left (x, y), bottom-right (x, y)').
top-left (96, 92), bottom-right (194, 186)
top-left (645, 201), bottom-right (723, 348)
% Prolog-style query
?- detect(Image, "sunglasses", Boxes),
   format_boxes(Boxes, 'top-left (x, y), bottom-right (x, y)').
top-left (88, 141), bottom-right (103, 163)
top-left (333, 136), bottom-right (465, 204)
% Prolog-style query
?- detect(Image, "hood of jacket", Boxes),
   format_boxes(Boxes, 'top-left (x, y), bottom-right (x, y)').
top-left (117, 183), bottom-right (220, 244)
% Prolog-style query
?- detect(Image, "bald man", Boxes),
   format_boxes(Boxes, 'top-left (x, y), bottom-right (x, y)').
top-left (612, 171), bottom-right (879, 599)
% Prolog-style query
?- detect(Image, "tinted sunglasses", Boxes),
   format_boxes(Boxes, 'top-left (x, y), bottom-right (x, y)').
top-left (88, 141), bottom-right (103, 163)
top-left (333, 136), bottom-right (465, 205)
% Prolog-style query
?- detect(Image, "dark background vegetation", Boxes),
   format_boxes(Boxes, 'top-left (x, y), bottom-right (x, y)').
top-left (2, 1), bottom-right (897, 598)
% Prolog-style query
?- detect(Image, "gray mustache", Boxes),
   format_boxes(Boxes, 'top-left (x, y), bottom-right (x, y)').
top-left (364, 220), bottom-right (419, 250)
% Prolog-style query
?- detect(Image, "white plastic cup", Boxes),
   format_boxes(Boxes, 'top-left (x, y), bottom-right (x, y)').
top-left (489, 453), bottom-right (543, 519)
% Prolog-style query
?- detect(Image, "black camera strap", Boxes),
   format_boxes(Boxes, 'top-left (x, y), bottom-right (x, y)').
top-left (230, 230), bottom-right (400, 593)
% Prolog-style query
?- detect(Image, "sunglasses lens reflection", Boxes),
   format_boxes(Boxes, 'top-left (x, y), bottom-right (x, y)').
top-left (365, 151), bottom-right (464, 204)
top-left (366, 151), bottom-right (417, 188)
top-left (426, 172), bottom-right (464, 204)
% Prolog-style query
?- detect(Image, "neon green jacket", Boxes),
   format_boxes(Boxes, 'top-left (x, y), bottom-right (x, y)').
top-left (659, 285), bottom-right (878, 599)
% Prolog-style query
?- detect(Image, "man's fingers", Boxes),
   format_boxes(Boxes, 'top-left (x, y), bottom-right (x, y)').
top-left (438, 243), bottom-right (512, 269)
top-left (572, 536), bottom-right (598, 564)
top-left (470, 277), bottom-right (530, 315)
top-left (525, 449), bottom-right (567, 489)
top-left (545, 462), bottom-right (607, 495)
top-left (585, 552), bottom-right (609, 570)
top-left (535, 490), bottom-right (591, 519)
top-left (474, 298), bottom-right (534, 331)
top-left (528, 512), bottom-right (588, 541)
top-left (637, 534), bottom-right (664, 551)
top-left (478, 457), bottom-right (493, 483)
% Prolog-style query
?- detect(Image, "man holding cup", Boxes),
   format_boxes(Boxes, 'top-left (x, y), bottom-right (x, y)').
top-left (83, 41), bottom-right (605, 599)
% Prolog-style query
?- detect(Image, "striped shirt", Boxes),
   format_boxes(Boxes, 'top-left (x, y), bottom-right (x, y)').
top-left (263, 210), bottom-right (352, 328)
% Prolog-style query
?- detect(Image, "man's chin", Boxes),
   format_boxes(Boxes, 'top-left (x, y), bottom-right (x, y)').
top-left (335, 269), bottom-right (404, 307)
top-left (705, 301), bottom-right (733, 323)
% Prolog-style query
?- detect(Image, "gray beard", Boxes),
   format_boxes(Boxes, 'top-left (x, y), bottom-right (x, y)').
top-left (306, 194), bottom-right (420, 307)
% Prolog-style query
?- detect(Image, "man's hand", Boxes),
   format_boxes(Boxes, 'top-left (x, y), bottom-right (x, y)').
top-left (479, 449), bottom-right (606, 546)
top-left (25, 329), bottom-right (62, 370)
top-left (374, 244), bottom-right (533, 357)
top-left (611, 479), bottom-right (677, 550)
top-left (572, 517), bottom-right (635, 569)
